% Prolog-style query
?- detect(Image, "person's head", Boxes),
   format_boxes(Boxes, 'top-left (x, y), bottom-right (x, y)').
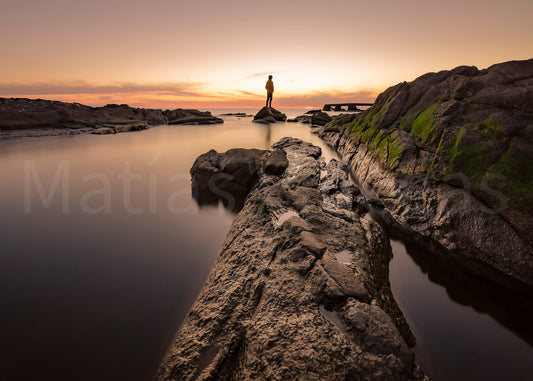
top-left (268, 75), bottom-right (273, 80)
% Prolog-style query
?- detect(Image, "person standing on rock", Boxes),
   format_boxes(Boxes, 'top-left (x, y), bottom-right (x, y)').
top-left (265, 75), bottom-right (274, 108)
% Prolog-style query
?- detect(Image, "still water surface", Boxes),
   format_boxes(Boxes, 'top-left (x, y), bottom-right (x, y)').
top-left (0, 109), bottom-right (531, 380)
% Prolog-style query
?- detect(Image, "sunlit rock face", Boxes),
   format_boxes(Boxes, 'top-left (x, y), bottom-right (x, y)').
top-left (157, 138), bottom-right (426, 381)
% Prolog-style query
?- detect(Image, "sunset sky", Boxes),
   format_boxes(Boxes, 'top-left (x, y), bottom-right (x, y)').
top-left (1, 0), bottom-right (532, 108)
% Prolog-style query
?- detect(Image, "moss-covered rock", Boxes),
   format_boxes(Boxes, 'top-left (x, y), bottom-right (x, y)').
top-left (328, 58), bottom-right (533, 247)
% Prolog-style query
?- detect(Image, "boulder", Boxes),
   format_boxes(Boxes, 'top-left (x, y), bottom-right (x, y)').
top-left (291, 111), bottom-right (332, 126)
top-left (190, 148), bottom-right (270, 211)
top-left (253, 107), bottom-right (287, 123)
top-left (311, 111), bottom-right (333, 126)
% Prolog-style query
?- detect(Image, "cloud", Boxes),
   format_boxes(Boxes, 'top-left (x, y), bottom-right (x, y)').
top-left (243, 72), bottom-right (277, 80)
top-left (0, 79), bottom-right (380, 108)
top-left (0, 80), bottom-right (208, 97)
top-left (236, 90), bottom-right (258, 97)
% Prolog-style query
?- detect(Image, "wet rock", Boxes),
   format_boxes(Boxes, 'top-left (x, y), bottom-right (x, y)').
top-left (158, 138), bottom-right (425, 381)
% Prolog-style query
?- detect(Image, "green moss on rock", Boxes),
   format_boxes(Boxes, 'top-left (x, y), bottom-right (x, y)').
top-left (387, 134), bottom-right (404, 169)
top-left (410, 104), bottom-right (439, 144)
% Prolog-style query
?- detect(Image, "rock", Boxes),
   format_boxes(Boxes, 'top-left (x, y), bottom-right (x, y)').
top-left (295, 114), bottom-right (312, 124)
top-left (317, 58), bottom-right (533, 286)
top-left (110, 122), bottom-right (149, 133)
top-left (157, 138), bottom-right (425, 381)
top-left (91, 127), bottom-right (115, 135)
top-left (166, 109), bottom-right (223, 125)
top-left (264, 149), bottom-right (288, 176)
top-left (168, 116), bottom-right (223, 125)
top-left (252, 107), bottom-right (287, 123)
top-left (311, 111), bottom-right (333, 126)
top-left (291, 111), bottom-right (332, 126)
top-left (190, 148), bottom-right (270, 211)
top-left (0, 98), bottom-right (224, 137)
top-left (219, 113), bottom-right (253, 117)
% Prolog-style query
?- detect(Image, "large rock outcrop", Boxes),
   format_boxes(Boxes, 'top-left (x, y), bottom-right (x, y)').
top-left (0, 98), bottom-right (223, 133)
top-left (157, 138), bottom-right (425, 380)
top-left (316, 58), bottom-right (533, 285)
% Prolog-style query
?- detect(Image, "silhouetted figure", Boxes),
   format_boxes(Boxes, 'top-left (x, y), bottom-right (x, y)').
top-left (265, 75), bottom-right (274, 108)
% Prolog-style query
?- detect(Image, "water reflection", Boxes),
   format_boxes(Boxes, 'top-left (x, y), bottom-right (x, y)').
top-left (0, 109), bottom-right (337, 381)
top-left (387, 227), bottom-right (533, 381)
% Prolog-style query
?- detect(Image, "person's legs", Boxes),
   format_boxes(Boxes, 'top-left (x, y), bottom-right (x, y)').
top-left (267, 93), bottom-right (272, 108)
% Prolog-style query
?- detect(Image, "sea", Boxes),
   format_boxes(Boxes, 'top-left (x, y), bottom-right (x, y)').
top-left (0, 108), bottom-right (532, 380)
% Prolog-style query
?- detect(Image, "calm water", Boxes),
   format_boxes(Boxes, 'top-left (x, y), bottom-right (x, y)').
top-left (0, 108), bottom-right (532, 380)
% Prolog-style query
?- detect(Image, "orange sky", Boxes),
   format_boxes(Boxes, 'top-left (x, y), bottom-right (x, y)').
top-left (1, 0), bottom-right (532, 108)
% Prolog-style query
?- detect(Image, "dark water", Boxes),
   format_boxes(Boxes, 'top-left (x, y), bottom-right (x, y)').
top-left (0, 109), bottom-right (532, 380)
top-left (388, 233), bottom-right (533, 381)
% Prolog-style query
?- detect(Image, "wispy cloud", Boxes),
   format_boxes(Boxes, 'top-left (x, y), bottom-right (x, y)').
top-left (0, 81), bottom-right (208, 97)
top-left (237, 90), bottom-right (258, 97)
top-left (243, 72), bottom-right (278, 80)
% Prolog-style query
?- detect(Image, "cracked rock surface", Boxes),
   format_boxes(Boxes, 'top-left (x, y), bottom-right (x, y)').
top-left (156, 137), bottom-right (425, 381)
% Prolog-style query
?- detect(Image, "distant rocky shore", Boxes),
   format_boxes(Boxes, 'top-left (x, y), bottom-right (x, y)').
top-left (0, 97), bottom-right (223, 138)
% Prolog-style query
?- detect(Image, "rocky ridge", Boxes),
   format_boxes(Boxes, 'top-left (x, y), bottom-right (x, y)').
top-left (157, 137), bottom-right (425, 380)
top-left (315, 58), bottom-right (533, 286)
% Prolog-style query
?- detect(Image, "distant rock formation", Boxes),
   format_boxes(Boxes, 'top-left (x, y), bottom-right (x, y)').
top-left (0, 98), bottom-right (223, 135)
top-left (317, 58), bottom-right (533, 286)
top-left (252, 107), bottom-right (287, 123)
